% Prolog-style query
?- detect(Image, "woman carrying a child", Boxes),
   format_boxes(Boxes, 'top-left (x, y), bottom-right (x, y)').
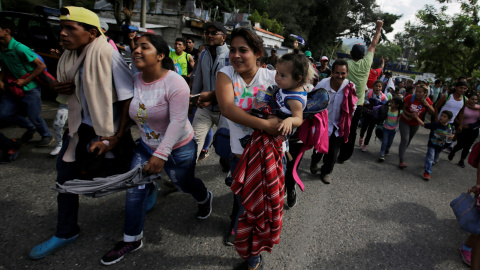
top-left (211, 27), bottom-right (289, 270)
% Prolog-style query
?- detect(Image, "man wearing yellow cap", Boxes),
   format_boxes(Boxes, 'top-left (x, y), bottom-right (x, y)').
top-left (29, 6), bottom-right (135, 260)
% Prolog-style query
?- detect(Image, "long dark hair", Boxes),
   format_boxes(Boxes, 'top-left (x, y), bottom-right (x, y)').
top-left (230, 28), bottom-right (264, 55)
top-left (140, 33), bottom-right (174, 71)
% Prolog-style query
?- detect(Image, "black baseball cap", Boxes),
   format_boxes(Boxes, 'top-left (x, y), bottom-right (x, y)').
top-left (204, 21), bottom-right (227, 35)
top-left (351, 44), bottom-right (365, 59)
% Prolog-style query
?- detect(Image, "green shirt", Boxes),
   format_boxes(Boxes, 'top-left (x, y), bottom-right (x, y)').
top-left (346, 51), bottom-right (373, 105)
top-left (169, 50), bottom-right (190, 76)
top-left (0, 37), bottom-right (40, 91)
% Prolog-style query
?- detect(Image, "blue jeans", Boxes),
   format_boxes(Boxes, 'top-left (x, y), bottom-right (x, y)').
top-left (123, 139), bottom-right (208, 240)
top-left (380, 128), bottom-right (396, 156)
top-left (424, 146), bottom-right (441, 174)
top-left (0, 132), bottom-right (15, 150)
top-left (0, 86), bottom-right (51, 137)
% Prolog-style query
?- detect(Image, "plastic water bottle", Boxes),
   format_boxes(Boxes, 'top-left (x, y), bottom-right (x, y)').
top-left (255, 88), bottom-right (271, 104)
top-left (446, 126), bottom-right (453, 144)
top-left (253, 88), bottom-right (272, 111)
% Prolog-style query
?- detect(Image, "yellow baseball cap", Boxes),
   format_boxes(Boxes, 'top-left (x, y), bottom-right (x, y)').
top-left (59, 6), bottom-right (105, 37)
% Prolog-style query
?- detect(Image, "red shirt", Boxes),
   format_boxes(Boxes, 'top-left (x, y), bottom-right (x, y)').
top-left (366, 68), bottom-right (382, 89)
top-left (400, 94), bottom-right (433, 126)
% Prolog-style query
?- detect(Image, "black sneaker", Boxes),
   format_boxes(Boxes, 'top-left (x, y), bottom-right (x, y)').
top-left (196, 191), bottom-right (212, 219)
top-left (310, 161), bottom-right (318, 175)
top-left (223, 227), bottom-right (235, 246)
top-left (448, 151), bottom-right (455, 161)
top-left (100, 240), bottom-right (143, 265)
top-left (219, 157), bottom-right (230, 172)
top-left (0, 139), bottom-right (21, 164)
top-left (36, 136), bottom-right (53, 147)
top-left (21, 129), bottom-right (36, 143)
top-left (385, 149), bottom-right (390, 155)
top-left (234, 254), bottom-right (263, 270)
top-left (287, 186), bottom-right (297, 208)
top-left (459, 160), bottom-right (466, 168)
top-left (224, 171), bottom-right (233, 187)
top-left (198, 150), bottom-right (209, 162)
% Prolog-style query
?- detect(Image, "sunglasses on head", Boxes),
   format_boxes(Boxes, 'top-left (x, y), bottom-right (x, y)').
top-left (204, 30), bottom-right (222, 36)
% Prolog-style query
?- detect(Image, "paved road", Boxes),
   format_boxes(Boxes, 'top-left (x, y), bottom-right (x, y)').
top-left (0, 100), bottom-right (475, 269)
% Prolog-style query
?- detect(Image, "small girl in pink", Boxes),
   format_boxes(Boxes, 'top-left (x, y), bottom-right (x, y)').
top-left (101, 34), bottom-right (212, 265)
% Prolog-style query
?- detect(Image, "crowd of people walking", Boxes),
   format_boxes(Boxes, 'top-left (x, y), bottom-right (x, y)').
top-left (1, 5), bottom-right (480, 270)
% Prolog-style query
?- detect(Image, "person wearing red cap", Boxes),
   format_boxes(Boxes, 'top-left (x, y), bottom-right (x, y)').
top-left (318, 56), bottom-right (331, 81)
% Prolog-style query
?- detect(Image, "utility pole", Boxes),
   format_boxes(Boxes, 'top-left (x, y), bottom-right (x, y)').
top-left (140, 0), bottom-right (146, 28)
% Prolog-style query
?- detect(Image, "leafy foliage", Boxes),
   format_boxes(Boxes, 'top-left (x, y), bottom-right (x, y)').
top-left (248, 9), bottom-right (283, 34)
top-left (268, 0), bottom-right (400, 59)
top-left (405, 0), bottom-right (480, 78)
top-left (375, 42), bottom-right (402, 62)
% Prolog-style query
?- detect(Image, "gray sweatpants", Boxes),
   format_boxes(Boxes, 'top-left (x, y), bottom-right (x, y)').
top-left (398, 120), bottom-right (420, 163)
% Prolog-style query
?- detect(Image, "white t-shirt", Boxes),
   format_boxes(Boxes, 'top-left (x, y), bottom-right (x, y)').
top-left (219, 66), bottom-right (276, 155)
top-left (314, 78), bottom-right (354, 137)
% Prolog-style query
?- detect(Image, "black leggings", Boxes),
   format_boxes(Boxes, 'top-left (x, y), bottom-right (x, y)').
top-left (360, 113), bottom-right (377, 145)
top-left (451, 128), bottom-right (479, 160)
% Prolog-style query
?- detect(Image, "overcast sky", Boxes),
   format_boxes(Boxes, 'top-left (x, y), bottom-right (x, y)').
top-left (380, 0), bottom-right (464, 40)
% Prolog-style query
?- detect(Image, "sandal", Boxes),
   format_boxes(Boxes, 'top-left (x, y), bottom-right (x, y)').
top-left (30, 235), bottom-right (78, 259)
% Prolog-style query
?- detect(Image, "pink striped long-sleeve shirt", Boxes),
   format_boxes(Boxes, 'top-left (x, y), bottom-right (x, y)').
top-left (129, 71), bottom-right (194, 160)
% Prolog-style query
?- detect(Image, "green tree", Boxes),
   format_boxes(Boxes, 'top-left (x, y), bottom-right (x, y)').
top-left (375, 42), bottom-right (402, 63)
top-left (406, 0), bottom-right (480, 78)
top-left (248, 9), bottom-right (262, 24)
top-left (260, 12), bottom-right (272, 30)
top-left (268, 0), bottom-right (400, 59)
top-left (270, 19), bottom-right (283, 34)
top-left (339, 44), bottom-right (350, 54)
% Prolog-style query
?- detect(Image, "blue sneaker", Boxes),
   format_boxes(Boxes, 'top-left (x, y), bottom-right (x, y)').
top-left (146, 182), bottom-right (158, 212)
top-left (29, 235), bottom-right (78, 259)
